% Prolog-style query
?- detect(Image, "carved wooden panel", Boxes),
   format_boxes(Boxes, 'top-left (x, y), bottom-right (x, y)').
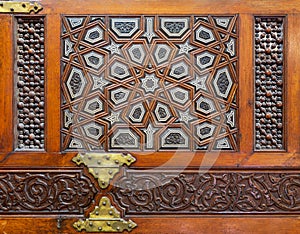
top-left (0, 169), bottom-right (97, 214)
top-left (61, 15), bottom-right (238, 152)
top-left (111, 169), bottom-right (300, 214)
top-left (254, 16), bottom-right (285, 151)
top-left (15, 16), bottom-right (45, 150)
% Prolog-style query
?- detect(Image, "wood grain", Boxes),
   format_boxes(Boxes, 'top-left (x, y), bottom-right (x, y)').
top-left (0, 0), bottom-right (299, 233)
top-left (0, 217), bottom-right (299, 234)
top-left (0, 15), bottom-right (13, 153)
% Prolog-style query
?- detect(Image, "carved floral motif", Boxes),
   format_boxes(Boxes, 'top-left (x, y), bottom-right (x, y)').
top-left (0, 170), bottom-right (97, 214)
top-left (111, 170), bottom-right (300, 214)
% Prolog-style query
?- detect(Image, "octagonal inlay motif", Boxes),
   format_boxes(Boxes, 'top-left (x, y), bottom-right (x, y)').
top-left (83, 51), bottom-right (104, 70)
top-left (196, 122), bottom-right (216, 140)
top-left (66, 67), bottom-right (87, 99)
top-left (213, 66), bottom-right (233, 99)
top-left (169, 87), bottom-right (189, 105)
top-left (196, 96), bottom-right (216, 115)
top-left (154, 44), bottom-right (172, 64)
top-left (110, 62), bottom-right (131, 80)
top-left (110, 87), bottom-right (131, 105)
top-left (62, 15), bottom-right (238, 151)
top-left (82, 122), bottom-right (103, 140)
top-left (128, 103), bottom-right (146, 123)
top-left (196, 51), bottom-right (216, 70)
top-left (128, 44), bottom-right (146, 65)
top-left (154, 103), bottom-right (172, 122)
top-left (84, 25), bottom-right (104, 44)
top-left (169, 61), bottom-right (189, 79)
top-left (195, 26), bottom-right (216, 44)
top-left (83, 97), bottom-right (103, 115)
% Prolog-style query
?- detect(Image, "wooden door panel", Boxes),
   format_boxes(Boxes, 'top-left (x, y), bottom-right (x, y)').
top-left (0, 0), bottom-right (299, 233)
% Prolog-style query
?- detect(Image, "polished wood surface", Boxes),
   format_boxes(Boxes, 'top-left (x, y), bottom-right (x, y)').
top-left (0, 0), bottom-right (299, 233)
top-left (0, 15), bottom-right (13, 153)
top-left (0, 217), bottom-right (299, 234)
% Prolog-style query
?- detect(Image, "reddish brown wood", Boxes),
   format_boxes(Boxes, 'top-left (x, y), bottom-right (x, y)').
top-left (0, 217), bottom-right (299, 234)
top-left (238, 14), bottom-right (254, 154)
top-left (0, 15), bottom-right (13, 153)
top-left (39, 0), bottom-right (300, 15)
top-left (45, 14), bottom-right (62, 153)
top-left (112, 169), bottom-right (300, 214)
top-left (0, 169), bottom-right (98, 215)
top-left (286, 14), bottom-right (300, 153)
top-left (0, 0), bottom-right (299, 233)
top-left (0, 151), bottom-right (299, 168)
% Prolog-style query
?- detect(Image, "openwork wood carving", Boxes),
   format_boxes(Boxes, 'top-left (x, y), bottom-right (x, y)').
top-left (15, 17), bottom-right (45, 150)
top-left (111, 170), bottom-right (300, 214)
top-left (0, 170), bottom-right (97, 214)
top-left (254, 17), bottom-right (285, 150)
top-left (61, 15), bottom-right (238, 152)
top-left (74, 196), bottom-right (137, 232)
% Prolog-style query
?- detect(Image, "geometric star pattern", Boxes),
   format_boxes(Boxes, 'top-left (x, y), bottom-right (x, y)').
top-left (61, 15), bottom-right (238, 151)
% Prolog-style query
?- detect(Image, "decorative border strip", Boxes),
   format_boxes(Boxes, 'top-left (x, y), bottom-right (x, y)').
top-left (0, 169), bottom-right (97, 214)
top-left (254, 16), bottom-right (285, 150)
top-left (15, 16), bottom-right (45, 150)
top-left (111, 169), bottom-right (300, 214)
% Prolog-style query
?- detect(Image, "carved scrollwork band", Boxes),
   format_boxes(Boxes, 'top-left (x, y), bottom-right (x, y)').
top-left (111, 170), bottom-right (300, 214)
top-left (15, 16), bottom-right (45, 150)
top-left (0, 169), bottom-right (97, 214)
top-left (254, 16), bottom-right (285, 150)
top-left (0, 167), bottom-right (298, 217)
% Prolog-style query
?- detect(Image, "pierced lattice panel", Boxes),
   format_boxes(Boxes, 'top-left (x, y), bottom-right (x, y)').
top-left (15, 17), bottom-right (45, 150)
top-left (254, 16), bottom-right (285, 151)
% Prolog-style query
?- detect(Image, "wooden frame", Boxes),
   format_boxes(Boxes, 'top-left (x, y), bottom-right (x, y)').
top-left (0, 0), bottom-right (299, 233)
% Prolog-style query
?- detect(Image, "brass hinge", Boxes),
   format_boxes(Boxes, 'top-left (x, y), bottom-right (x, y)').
top-left (0, 1), bottom-right (42, 13)
top-left (72, 153), bottom-right (137, 232)
top-left (72, 153), bottom-right (136, 189)
top-left (73, 197), bottom-right (137, 233)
